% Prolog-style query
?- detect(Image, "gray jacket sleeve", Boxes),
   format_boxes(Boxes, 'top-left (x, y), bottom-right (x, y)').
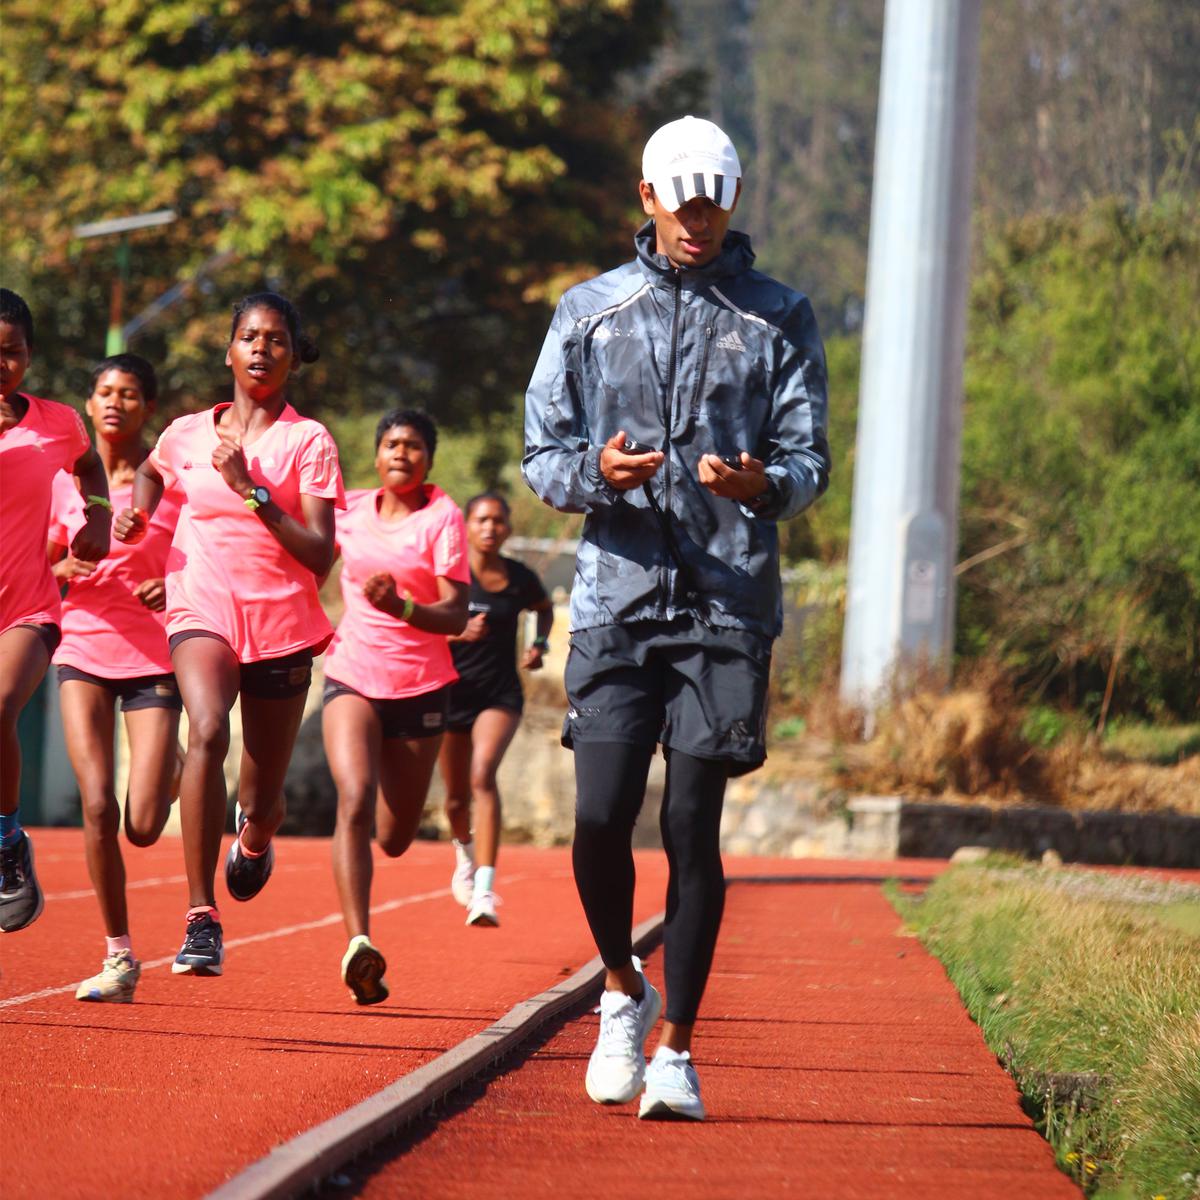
top-left (522, 299), bottom-right (619, 514)
top-left (740, 296), bottom-right (831, 522)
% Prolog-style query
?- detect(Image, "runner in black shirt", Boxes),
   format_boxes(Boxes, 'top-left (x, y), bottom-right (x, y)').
top-left (439, 493), bottom-right (553, 926)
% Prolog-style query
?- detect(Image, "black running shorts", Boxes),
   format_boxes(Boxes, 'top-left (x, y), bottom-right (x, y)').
top-left (56, 664), bottom-right (183, 712)
top-left (322, 677), bottom-right (449, 741)
top-left (167, 631), bottom-right (315, 700)
top-left (561, 616), bottom-right (771, 776)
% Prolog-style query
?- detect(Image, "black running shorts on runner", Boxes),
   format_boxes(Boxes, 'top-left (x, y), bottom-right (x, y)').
top-left (445, 681), bottom-right (524, 733)
top-left (56, 664), bottom-right (183, 712)
top-left (322, 677), bottom-right (449, 740)
top-left (562, 616), bottom-right (771, 776)
top-left (16, 622), bottom-right (62, 658)
top-left (168, 631), bottom-right (315, 700)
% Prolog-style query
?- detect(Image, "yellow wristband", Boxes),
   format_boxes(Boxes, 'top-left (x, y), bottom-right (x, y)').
top-left (84, 494), bottom-right (113, 513)
top-left (400, 594), bottom-right (415, 621)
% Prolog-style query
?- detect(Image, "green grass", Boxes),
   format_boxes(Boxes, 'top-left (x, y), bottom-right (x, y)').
top-left (889, 865), bottom-right (1200, 1199)
top-left (1101, 721), bottom-right (1200, 765)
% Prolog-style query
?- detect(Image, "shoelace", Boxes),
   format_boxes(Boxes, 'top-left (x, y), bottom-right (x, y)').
top-left (0, 843), bottom-right (23, 889)
top-left (650, 1058), bottom-right (698, 1093)
top-left (597, 996), bottom-right (642, 1057)
top-left (184, 917), bottom-right (219, 951)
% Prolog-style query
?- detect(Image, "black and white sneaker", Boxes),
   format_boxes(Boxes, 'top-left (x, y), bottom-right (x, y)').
top-left (224, 804), bottom-right (275, 902)
top-left (0, 831), bottom-right (45, 933)
top-left (171, 910), bottom-right (224, 975)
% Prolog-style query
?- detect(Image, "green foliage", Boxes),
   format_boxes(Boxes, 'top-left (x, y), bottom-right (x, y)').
top-left (1101, 721), bottom-right (1200, 766)
top-left (958, 194), bottom-right (1200, 719)
top-left (3, 0), bottom-right (670, 423)
top-left (1021, 705), bottom-right (1070, 749)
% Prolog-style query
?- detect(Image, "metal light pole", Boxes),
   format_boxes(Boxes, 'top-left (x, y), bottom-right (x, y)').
top-left (839, 0), bottom-right (981, 711)
top-left (73, 209), bottom-right (177, 354)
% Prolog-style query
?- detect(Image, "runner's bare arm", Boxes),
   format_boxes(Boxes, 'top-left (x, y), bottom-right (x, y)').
top-left (69, 445), bottom-right (111, 561)
top-left (116, 457), bottom-right (166, 544)
top-left (363, 574), bottom-right (469, 637)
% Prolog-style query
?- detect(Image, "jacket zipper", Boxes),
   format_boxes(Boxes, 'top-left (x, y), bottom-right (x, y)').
top-left (662, 270), bottom-right (682, 609)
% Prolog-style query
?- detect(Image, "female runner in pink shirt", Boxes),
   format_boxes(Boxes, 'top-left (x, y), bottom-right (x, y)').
top-left (48, 353), bottom-right (183, 1001)
top-left (322, 409), bottom-right (468, 1004)
top-left (115, 292), bottom-right (344, 976)
top-left (0, 288), bottom-right (111, 935)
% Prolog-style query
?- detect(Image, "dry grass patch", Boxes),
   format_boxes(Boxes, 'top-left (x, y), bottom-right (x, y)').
top-left (893, 863), bottom-right (1200, 1198)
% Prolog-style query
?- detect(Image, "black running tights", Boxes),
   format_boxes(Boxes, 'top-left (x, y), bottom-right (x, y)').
top-left (572, 741), bottom-right (728, 1025)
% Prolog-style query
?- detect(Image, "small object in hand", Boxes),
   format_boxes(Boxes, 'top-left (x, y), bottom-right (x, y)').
top-left (622, 438), bottom-right (655, 455)
top-left (719, 453), bottom-right (744, 470)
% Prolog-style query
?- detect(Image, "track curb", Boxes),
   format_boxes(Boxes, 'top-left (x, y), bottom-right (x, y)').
top-left (206, 912), bottom-right (665, 1200)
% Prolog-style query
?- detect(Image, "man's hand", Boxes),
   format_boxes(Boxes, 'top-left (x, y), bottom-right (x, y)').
top-left (599, 431), bottom-right (664, 490)
top-left (134, 577), bottom-right (168, 613)
top-left (520, 645), bottom-right (545, 671)
top-left (52, 556), bottom-right (98, 583)
top-left (212, 429), bottom-right (253, 497)
top-left (698, 452), bottom-right (771, 503)
top-left (114, 506), bottom-right (148, 544)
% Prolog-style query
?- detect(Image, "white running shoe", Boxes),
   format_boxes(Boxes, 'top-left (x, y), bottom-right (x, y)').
top-left (450, 845), bottom-right (476, 907)
top-left (75, 948), bottom-right (141, 1003)
top-left (466, 890), bottom-right (500, 927)
top-left (585, 956), bottom-right (662, 1104)
top-left (638, 1047), bottom-right (706, 1121)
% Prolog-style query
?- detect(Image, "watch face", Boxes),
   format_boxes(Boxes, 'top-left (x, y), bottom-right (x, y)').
top-left (251, 486), bottom-right (270, 504)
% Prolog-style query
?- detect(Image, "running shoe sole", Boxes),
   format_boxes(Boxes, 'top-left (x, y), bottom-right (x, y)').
top-left (171, 959), bottom-right (223, 976)
top-left (343, 943), bottom-right (389, 1005)
top-left (637, 1096), bottom-right (705, 1121)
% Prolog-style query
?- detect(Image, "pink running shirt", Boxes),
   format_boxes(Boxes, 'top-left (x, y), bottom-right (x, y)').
top-left (48, 471), bottom-right (182, 678)
top-left (149, 403), bottom-right (345, 662)
top-left (0, 395), bottom-right (91, 636)
top-left (324, 486), bottom-right (468, 700)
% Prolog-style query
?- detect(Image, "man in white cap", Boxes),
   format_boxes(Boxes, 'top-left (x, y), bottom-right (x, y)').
top-left (523, 116), bottom-right (830, 1120)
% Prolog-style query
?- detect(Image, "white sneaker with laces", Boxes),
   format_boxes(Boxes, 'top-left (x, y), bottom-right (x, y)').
top-left (450, 844), bottom-right (476, 907)
top-left (466, 890), bottom-right (500, 926)
top-left (585, 956), bottom-right (662, 1104)
top-left (75, 948), bottom-right (141, 1003)
top-left (638, 1046), bottom-right (706, 1120)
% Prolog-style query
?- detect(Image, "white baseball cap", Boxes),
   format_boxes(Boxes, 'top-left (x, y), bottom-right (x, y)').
top-left (642, 115), bottom-right (742, 212)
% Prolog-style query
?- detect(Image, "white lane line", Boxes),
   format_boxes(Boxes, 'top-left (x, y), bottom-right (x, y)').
top-left (0, 881), bottom-right (482, 1011)
top-left (45, 874), bottom-right (189, 902)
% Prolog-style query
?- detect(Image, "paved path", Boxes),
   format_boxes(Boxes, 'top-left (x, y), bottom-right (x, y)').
top-left (1, 830), bottom-right (1084, 1198)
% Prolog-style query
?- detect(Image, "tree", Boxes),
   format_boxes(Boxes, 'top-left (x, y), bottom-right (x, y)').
top-left (958, 194), bottom-right (1200, 720)
top-left (2, 0), bottom-right (670, 425)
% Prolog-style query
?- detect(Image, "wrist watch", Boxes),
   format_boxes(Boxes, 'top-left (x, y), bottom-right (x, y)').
top-left (747, 476), bottom-right (778, 513)
top-left (244, 484), bottom-right (271, 512)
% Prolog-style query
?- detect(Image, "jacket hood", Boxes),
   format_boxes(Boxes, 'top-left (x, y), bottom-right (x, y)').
top-left (634, 220), bottom-right (756, 287)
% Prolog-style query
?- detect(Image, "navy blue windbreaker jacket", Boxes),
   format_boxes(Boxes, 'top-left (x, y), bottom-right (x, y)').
top-left (522, 222), bottom-right (830, 639)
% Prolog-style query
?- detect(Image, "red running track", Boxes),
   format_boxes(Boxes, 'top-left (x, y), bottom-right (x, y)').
top-left (4, 830), bottom-right (1144, 1198)
top-left (1, 830), bottom-right (673, 1199)
top-left (322, 880), bottom-right (1082, 1200)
